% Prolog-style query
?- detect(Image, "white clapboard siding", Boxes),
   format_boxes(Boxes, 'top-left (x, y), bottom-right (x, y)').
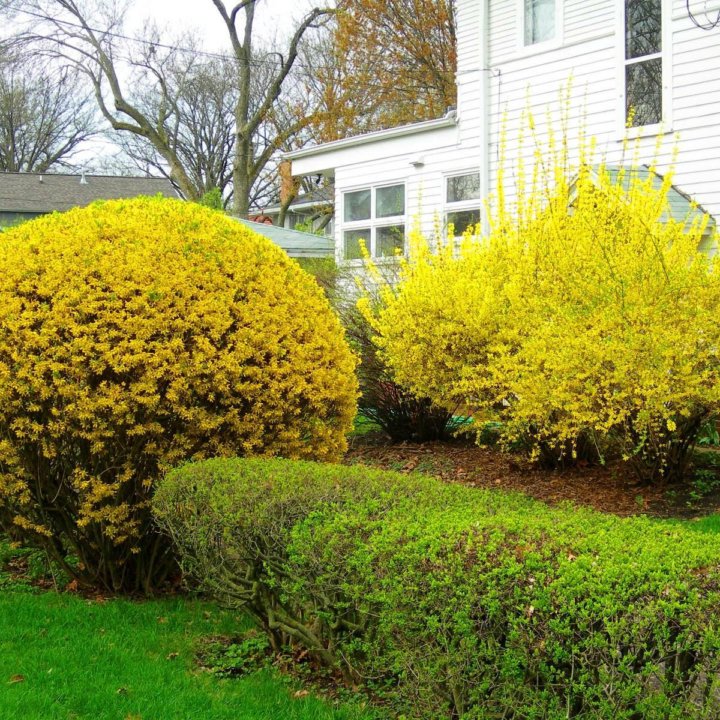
top-left (486, 0), bottom-right (720, 221)
top-left (331, 136), bottom-right (483, 262)
top-left (289, 0), bottom-right (720, 261)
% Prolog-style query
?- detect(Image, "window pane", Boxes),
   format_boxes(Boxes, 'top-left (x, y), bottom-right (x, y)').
top-left (447, 209), bottom-right (481, 236)
top-left (344, 189), bottom-right (371, 222)
top-left (447, 173), bottom-right (481, 203)
top-left (525, 0), bottom-right (555, 45)
top-left (344, 228), bottom-right (370, 260)
top-left (625, 0), bottom-right (661, 60)
top-left (376, 225), bottom-right (405, 257)
top-left (376, 184), bottom-right (405, 218)
top-left (626, 58), bottom-right (662, 126)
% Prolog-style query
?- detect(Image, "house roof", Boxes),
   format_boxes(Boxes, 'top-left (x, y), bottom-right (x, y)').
top-left (576, 166), bottom-right (715, 232)
top-left (285, 110), bottom-right (457, 162)
top-left (606, 166), bottom-right (714, 228)
top-left (233, 218), bottom-right (334, 258)
top-left (0, 172), bottom-right (179, 214)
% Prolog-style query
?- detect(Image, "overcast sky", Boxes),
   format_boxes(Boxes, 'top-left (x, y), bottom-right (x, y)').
top-left (125, 0), bottom-right (327, 48)
top-left (3, 0), bottom-right (332, 171)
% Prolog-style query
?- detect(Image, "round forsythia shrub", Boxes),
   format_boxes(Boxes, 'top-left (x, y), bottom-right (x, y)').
top-left (0, 197), bottom-right (357, 592)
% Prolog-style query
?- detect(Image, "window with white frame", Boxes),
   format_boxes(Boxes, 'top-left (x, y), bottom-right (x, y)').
top-left (342, 184), bottom-right (405, 260)
top-left (445, 172), bottom-right (481, 237)
top-left (623, 0), bottom-right (663, 127)
top-left (523, 0), bottom-right (557, 46)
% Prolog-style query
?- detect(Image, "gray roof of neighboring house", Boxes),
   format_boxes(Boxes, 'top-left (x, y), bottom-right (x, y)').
top-left (0, 172), bottom-right (179, 214)
top-left (576, 165), bottom-right (715, 233)
top-left (234, 218), bottom-right (334, 258)
top-left (604, 166), bottom-right (714, 229)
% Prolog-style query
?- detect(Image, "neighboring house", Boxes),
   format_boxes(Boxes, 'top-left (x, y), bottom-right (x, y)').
top-left (262, 188), bottom-right (335, 237)
top-left (234, 218), bottom-right (334, 259)
top-left (0, 171), bottom-right (334, 260)
top-left (287, 0), bottom-right (720, 263)
top-left (0, 172), bottom-right (179, 230)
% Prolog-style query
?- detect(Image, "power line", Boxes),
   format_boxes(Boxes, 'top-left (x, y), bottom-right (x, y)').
top-left (13, 7), bottom-right (310, 69)
top-left (686, 0), bottom-right (720, 30)
top-left (12, 7), bottom-right (461, 76)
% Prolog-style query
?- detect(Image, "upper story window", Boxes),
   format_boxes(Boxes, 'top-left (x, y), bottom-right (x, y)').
top-left (342, 183), bottom-right (405, 260)
top-left (624, 0), bottom-right (663, 127)
top-left (445, 172), bottom-right (481, 237)
top-left (524, 0), bottom-right (557, 46)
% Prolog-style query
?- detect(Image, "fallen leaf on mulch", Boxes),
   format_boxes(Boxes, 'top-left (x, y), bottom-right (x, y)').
top-left (345, 442), bottom-right (719, 518)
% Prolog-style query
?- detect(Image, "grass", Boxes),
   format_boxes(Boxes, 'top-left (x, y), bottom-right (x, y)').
top-left (672, 513), bottom-right (720, 533)
top-left (1, 494), bottom-right (719, 720)
top-left (349, 414), bottom-right (382, 437)
top-left (0, 555), bottom-right (378, 720)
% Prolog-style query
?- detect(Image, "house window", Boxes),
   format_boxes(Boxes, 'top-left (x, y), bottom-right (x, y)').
top-left (445, 172), bottom-right (481, 237)
top-left (524, 0), bottom-right (557, 45)
top-left (624, 0), bottom-right (663, 127)
top-left (343, 183), bottom-right (405, 260)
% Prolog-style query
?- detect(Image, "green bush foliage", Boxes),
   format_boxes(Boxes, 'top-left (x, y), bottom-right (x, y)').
top-left (154, 458), bottom-right (720, 719)
top-left (0, 198), bottom-right (357, 593)
top-left (299, 256), bottom-right (458, 442)
top-left (371, 158), bottom-right (720, 481)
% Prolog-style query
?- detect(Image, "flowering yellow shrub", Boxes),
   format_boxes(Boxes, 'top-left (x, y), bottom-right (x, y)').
top-left (372, 140), bottom-right (720, 482)
top-left (0, 197), bottom-right (357, 591)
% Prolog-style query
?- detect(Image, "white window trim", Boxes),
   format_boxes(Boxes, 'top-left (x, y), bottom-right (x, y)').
top-left (340, 182), bottom-right (407, 263)
top-left (444, 171), bottom-right (482, 238)
top-left (616, 0), bottom-right (672, 139)
top-left (517, 0), bottom-right (564, 55)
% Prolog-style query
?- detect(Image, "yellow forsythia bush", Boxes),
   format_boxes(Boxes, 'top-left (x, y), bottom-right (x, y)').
top-left (0, 197), bottom-right (357, 592)
top-left (372, 149), bottom-right (720, 483)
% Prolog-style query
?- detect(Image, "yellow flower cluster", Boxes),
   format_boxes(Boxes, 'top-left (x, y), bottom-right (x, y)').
top-left (0, 197), bottom-right (357, 590)
top-left (372, 135), bottom-right (720, 481)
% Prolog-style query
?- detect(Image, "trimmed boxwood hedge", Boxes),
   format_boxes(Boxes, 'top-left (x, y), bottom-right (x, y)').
top-left (153, 458), bottom-right (720, 719)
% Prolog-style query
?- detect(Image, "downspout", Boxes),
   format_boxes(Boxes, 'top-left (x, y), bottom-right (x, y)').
top-left (479, 0), bottom-right (491, 236)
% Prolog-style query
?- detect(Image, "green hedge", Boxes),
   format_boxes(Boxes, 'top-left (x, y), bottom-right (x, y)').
top-left (153, 459), bottom-right (720, 719)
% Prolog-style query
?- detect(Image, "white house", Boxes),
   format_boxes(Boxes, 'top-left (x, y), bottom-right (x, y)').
top-left (287, 0), bottom-right (720, 262)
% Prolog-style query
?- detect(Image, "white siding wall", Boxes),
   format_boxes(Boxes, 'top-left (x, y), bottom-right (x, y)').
top-left (486, 0), bottom-right (720, 220)
top-left (456, 0), bottom-right (485, 143)
top-left (293, 0), bottom-right (720, 261)
top-left (332, 133), bottom-right (482, 263)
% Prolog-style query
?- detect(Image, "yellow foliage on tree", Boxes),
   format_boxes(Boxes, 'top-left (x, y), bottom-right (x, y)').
top-left (315, 0), bottom-right (456, 139)
top-left (369, 129), bottom-right (720, 482)
top-left (0, 197), bottom-right (357, 592)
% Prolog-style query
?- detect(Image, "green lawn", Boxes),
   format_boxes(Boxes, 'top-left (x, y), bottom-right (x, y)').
top-left (2, 510), bottom-right (719, 720)
top-left (672, 512), bottom-right (720, 533)
top-left (0, 590), bottom-right (377, 720)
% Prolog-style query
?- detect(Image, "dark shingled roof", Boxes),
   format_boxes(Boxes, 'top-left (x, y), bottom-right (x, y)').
top-left (0, 172), bottom-right (179, 213)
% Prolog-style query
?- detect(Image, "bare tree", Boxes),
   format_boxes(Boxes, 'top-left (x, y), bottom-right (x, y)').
top-left (0, 51), bottom-right (97, 172)
top-left (9, 0), bottom-right (334, 213)
top-left (117, 36), bottom-right (300, 211)
top-left (209, 1), bottom-right (333, 215)
top-left (116, 42), bottom-right (238, 204)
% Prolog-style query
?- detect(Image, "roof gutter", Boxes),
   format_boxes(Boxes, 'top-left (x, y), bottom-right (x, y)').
top-left (285, 110), bottom-right (457, 161)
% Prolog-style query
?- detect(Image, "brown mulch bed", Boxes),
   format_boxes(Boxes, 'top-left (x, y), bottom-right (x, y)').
top-left (345, 435), bottom-right (720, 518)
